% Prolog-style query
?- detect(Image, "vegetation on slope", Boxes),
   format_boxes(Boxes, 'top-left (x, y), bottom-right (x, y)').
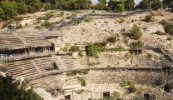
top-left (0, 75), bottom-right (42, 100)
top-left (129, 24), bottom-right (143, 40)
top-left (0, 0), bottom-right (169, 20)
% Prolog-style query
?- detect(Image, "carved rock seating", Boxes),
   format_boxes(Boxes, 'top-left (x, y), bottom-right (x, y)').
top-left (0, 33), bottom-right (24, 50)
top-left (7, 60), bottom-right (38, 78)
top-left (33, 57), bottom-right (55, 72)
top-left (6, 56), bottom-right (60, 79)
top-left (18, 33), bottom-right (50, 47)
top-left (29, 75), bottom-right (63, 91)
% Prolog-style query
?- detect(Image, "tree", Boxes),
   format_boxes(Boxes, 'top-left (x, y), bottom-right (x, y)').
top-left (129, 24), bottom-right (143, 40)
top-left (150, 0), bottom-right (162, 10)
top-left (0, 8), bottom-right (4, 19)
top-left (26, 0), bottom-right (42, 12)
top-left (108, 0), bottom-right (117, 10)
top-left (17, 2), bottom-right (28, 14)
top-left (124, 0), bottom-right (135, 10)
top-left (0, 1), bottom-right (18, 19)
top-left (96, 0), bottom-right (107, 10)
top-left (138, 0), bottom-right (149, 9)
top-left (163, 0), bottom-right (173, 9)
top-left (0, 75), bottom-right (42, 100)
top-left (115, 4), bottom-right (124, 13)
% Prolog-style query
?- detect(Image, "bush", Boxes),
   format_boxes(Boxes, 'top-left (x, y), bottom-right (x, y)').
top-left (77, 77), bottom-right (86, 86)
top-left (44, 12), bottom-right (54, 20)
top-left (41, 21), bottom-right (52, 28)
top-left (167, 37), bottom-right (172, 41)
top-left (66, 70), bottom-right (88, 76)
top-left (131, 41), bottom-right (144, 49)
top-left (164, 24), bottom-right (173, 36)
top-left (129, 24), bottom-right (143, 40)
top-left (154, 31), bottom-right (165, 35)
top-left (86, 44), bottom-right (102, 57)
top-left (69, 46), bottom-right (80, 52)
top-left (111, 91), bottom-right (123, 100)
top-left (128, 85), bottom-right (137, 93)
top-left (120, 80), bottom-right (134, 87)
top-left (144, 15), bottom-right (153, 22)
top-left (107, 37), bottom-right (116, 43)
top-left (115, 4), bottom-right (124, 13)
top-left (164, 82), bottom-right (173, 93)
top-left (78, 51), bottom-right (83, 57)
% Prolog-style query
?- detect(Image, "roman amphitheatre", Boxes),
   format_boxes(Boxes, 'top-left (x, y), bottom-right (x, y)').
top-left (0, 9), bottom-right (173, 100)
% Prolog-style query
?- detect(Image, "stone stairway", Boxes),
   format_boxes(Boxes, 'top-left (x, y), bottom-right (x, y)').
top-left (52, 55), bottom-right (66, 71)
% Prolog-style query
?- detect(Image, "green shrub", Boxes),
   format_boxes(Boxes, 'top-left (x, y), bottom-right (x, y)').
top-left (120, 80), bottom-right (134, 87)
top-left (154, 31), bottom-right (165, 35)
top-left (153, 48), bottom-right (162, 53)
top-left (44, 12), bottom-right (54, 20)
top-left (92, 10), bottom-right (95, 13)
top-left (69, 46), bottom-right (80, 52)
top-left (131, 41), bottom-right (144, 49)
top-left (77, 77), bottom-right (86, 86)
top-left (129, 24), bottom-right (143, 40)
top-left (107, 36), bottom-right (116, 43)
top-left (164, 24), bottom-right (173, 36)
top-left (144, 15), bottom-right (153, 22)
top-left (115, 4), bottom-right (124, 13)
top-left (111, 91), bottom-right (123, 100)
top-left (66, 70), bottom-right (88, 76)
top-left (41, 21), bottom-right (52, 28)
top-left (167, 37), bottom-right (172, 41)
top-left (86, 44), bottom-right (102, 57)
top-left (78, 51), bottom-right (83, 57)
top-left (164, 82), bottom-right (173, 93)
top-left (66, 71), bottom-right (77, 76)
top-left (128, 85), bottom-right (137, 93)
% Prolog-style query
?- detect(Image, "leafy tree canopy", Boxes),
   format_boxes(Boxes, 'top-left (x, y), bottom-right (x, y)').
top-left (0, 75), bottom-right (42, 100)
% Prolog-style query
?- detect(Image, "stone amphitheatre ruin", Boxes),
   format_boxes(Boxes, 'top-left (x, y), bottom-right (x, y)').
top-left (0, 10), bottom-right (173, 100)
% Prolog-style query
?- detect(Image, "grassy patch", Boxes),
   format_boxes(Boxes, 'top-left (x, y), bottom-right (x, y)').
top-left (85, 17), bottom-right (93, 23)
top-left (66, 70), bottom-right (89, 76)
